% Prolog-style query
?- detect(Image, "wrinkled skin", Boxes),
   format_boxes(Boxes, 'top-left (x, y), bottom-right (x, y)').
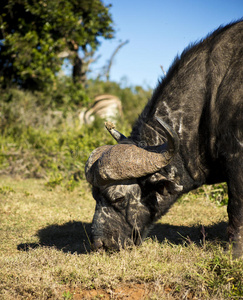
top-left (91, 181), bottom-right (148, 250)
top-left (91, 169), bottom-right (184, 250)
top-left (86, 20), bottom-right (243, 257)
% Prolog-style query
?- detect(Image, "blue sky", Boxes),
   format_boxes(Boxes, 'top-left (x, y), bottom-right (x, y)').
top-left (89, 0), bottom-right (242, 89)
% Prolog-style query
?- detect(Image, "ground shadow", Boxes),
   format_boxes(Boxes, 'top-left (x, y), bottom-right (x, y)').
top-left (149, 221), bottom-right (228, 246)
top-left (18, 220), bottom-right (228, 254)
top-left (18, 221), bottom-right (92, 254)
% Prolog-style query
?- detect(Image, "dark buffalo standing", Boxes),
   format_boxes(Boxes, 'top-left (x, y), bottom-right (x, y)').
top-left (85, 20), bottom-right (243, 257)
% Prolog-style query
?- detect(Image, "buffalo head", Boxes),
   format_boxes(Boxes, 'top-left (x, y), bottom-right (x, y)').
top-left (85, 117), bottom-right (183, 250)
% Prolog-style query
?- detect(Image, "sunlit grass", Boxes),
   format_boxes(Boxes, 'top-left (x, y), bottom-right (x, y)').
top-left (0, 176), bottom-right (242, 299)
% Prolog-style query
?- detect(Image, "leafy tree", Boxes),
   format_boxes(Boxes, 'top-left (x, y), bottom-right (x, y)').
top-left (0, 0), bottom-right (114, 90)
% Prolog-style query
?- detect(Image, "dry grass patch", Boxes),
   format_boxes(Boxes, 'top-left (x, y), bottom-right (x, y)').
top-left (0, 176), bottom-right (242, 299)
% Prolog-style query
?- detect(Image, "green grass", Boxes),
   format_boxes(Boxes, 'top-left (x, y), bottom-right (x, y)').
top-left (0, 176), bottom-right (242, 299)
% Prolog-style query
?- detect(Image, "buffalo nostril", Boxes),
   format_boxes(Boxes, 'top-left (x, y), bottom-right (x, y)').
top-left (92, 239), bottom-right (103, 251)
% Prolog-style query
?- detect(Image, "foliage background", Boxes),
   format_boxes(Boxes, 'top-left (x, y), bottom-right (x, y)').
top-left (0, 0), bottom-right (114, 89)
top-left (0, 78), bottom-right (152, 184)
top-left (0, 0), bottom-right (152, 184)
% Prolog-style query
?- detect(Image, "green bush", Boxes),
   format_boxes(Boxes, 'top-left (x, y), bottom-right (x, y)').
top-left (0, 79), bottom-right (229, 205)
top-left (0, 117), bottom-right (116, 180)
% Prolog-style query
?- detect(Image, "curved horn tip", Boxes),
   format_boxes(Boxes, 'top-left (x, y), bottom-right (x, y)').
top-left (155, 116), bottom-right (180, 153)
top-left (105, 121), bottom-right (115, 131)
top-left (155, 117), bottom-right (172, 131)
top-left (104, 122), bottom-right (127, 143)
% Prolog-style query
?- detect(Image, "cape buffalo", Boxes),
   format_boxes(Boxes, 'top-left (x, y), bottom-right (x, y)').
top-left (85, 20), bottom-right (243, 257)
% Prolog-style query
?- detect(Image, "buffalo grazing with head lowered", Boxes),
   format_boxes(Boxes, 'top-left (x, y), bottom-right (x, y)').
top-left (85, 20), bottom-right (243, 257)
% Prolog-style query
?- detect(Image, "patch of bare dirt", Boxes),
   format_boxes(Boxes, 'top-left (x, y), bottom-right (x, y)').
top-left (66, 283), bottom-right (196, 300)
top-left (73, 284), bottom-right (148, 299)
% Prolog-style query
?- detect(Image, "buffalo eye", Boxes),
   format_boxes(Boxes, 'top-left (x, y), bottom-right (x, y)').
top-left (113, 196), bottom-right (125, 204)
top-left (111, 196), bottom-right (127, 210)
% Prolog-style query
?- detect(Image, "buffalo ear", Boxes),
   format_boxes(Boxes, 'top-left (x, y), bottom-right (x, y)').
top-left (149, 173), bottom-right (183, 195)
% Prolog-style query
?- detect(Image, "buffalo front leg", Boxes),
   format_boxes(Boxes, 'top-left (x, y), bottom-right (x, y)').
top-left (227, 164), bottom-right (243, 258)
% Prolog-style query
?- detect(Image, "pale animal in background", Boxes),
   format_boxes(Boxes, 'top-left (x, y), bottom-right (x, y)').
top-left (79, 94), bottom-right (122, 125)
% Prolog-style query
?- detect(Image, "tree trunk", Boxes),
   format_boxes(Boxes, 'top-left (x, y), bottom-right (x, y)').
top-left (72, 51), bottom-right (86, 85)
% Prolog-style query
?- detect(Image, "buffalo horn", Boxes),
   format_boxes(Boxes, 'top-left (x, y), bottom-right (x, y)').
top-left (85, 119), bottom-right (179, 186)
top-left (155, 117), bottom-right (179, 156)
top-left (105, 122), bottom-right (127, 142)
